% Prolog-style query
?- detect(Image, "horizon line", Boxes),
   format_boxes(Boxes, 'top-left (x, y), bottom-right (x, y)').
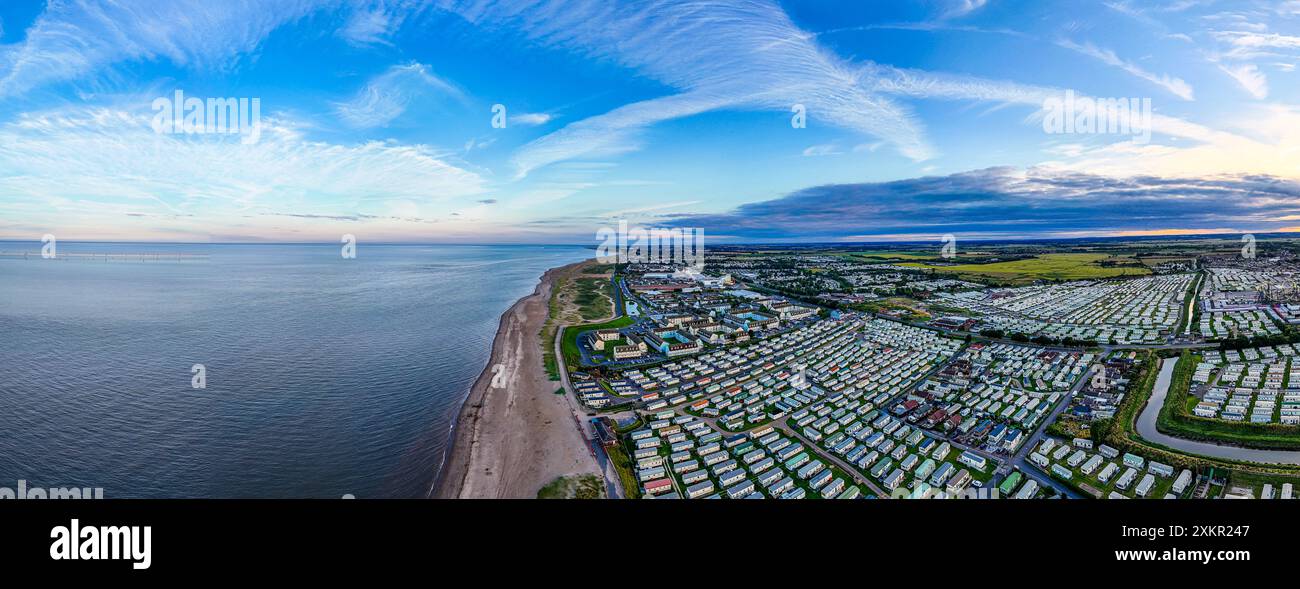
top-left (0, 232), bottom-right (1292, 247)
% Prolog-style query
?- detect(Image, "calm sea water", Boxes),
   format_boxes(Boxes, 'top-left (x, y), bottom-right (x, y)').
top-left (0, 243), bottom-right (592, 498)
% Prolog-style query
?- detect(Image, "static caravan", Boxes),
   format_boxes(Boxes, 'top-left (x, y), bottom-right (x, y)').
top-left (1135, 473), bottom-right (1155, 498)
top-left (1050, 464), bottom-right (1073, 481)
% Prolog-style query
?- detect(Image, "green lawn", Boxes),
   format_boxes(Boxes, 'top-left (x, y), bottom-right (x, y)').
top-left (561, 316), bottom-right (636, 370)
top-left (605, 441), bottom-right (641, 499)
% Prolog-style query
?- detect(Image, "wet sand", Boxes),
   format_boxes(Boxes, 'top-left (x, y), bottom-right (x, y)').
top-left (433, 261), bottom-right (600, 498)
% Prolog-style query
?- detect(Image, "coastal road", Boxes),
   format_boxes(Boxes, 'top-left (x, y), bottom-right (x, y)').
top-left (1135, 357), bottom-right (1300, 465)
top-left (610, 272), bottom-right (625, 318)
top-left (556, 334), bottom-right (624, 499)
top-left (554, 270), bottom-right (628, 499)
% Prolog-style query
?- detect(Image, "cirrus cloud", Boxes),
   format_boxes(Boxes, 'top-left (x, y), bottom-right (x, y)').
top-left (0, 102), bottom-right (486, 240)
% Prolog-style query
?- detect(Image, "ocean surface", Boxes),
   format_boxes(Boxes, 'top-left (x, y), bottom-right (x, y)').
top-left (0, 242), bottom-right (593, 498)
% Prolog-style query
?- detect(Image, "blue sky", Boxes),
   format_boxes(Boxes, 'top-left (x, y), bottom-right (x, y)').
top-left (0, 0), bottom-right (1297, 243)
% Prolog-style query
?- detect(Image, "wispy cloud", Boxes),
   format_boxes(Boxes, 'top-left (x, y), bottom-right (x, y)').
top-left (333, 62), bottom-right (463, 128)
top-left (439, 0), bottom-right (935, 176)
top-left (1047, 103), bottom-right (1300, 179)
top-left (1217, 62), bottom-right (1268, 98)
top-left (602, 200), bottom-right (701, 218)
top-left (939, 0), bottom-right (990, 19)
top-left (0, 103), bottom-right (485, 240)
top-left (802, 144), bottom-right (841, 157)
top-left (1056, 39), bottom-right (1195, 100)
top-left (338, 0), bottom-right (430, 46)
top-left (0, 0), bottom-right (333, 98)
top-left (1213, 30), bottom-right (1300, 61)
top-left (511, 112), bottom-right (553, 126)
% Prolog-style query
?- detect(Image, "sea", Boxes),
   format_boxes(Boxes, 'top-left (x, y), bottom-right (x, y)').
top-left (0, 242), bottom-right (593, 498)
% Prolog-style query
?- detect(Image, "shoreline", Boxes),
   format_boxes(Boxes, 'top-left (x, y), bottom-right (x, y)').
top-left (432, 259), bottom-right (598, 498)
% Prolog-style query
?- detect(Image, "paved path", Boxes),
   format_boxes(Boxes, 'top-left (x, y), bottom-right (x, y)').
top-left (1136, 357), bottom-right (1300, 465)
top-left (554, 274), bottom-right (626, 499)
top-left (610, 272), bottom-right (625, 317)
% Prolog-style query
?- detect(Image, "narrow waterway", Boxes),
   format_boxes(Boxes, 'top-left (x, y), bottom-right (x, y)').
top-left (1136, 358), bottom-right (1300, 465)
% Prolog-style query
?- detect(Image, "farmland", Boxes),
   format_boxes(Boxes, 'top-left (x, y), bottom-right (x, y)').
top-left (900, 253), bottom-right (1150, 285)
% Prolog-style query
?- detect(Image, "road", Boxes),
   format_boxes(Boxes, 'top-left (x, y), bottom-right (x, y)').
top-left (610, 272), bottom-right (626, 317)
top-left (1182, 271), bottom-right (1203, 337)
top-left (994, 364), bottom-right (1095, 499)
top-left (585, 275), bottom-right (1239, 499)
top-left (556, 331), bottom-right (625, 498)
top-left (1135, 357), bottom-right (1300, 465)
top-left (871, 336), bottom-right (1086, 499)
top-left (773, 420), bottom-right (890, 497)
top-left (680, 407), bottom-right (891, 498)
top-left (882, 353), bottom-right (1091, 499)
top-left (553, 272), bottom-right (631, 499)
top-left (697, 334), bottom-right (978, 499)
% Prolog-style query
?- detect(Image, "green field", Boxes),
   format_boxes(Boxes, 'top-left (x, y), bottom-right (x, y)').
top-left (605, 441), bottom-right (641, 499)
top-left (1227, 470), bottom-right (1300, 498)
top-left (900, 253), bottom-right (1150, 284)
top-left (561, 316), bottom-right (636, 369)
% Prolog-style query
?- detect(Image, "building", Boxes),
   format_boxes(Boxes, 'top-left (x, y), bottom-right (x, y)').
top-left (613, 337), bottom-right (649, 360)
top-left (1135, 473), bottom-right (1156, 498)
top-left (959, 450), bottom-right (987, 472)
top-left (646, 327), bottom-right (704, 357)
top-left (589, 329), bottom-right (622, 350)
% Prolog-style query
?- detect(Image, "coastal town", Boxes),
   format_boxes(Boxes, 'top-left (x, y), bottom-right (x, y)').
top-left (8, 0), bottom-right (1300, 574)
top-left (546, 237), bottom-right (1300, 500)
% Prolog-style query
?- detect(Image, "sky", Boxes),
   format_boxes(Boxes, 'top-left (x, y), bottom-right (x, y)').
top-left (0, 0), bottom-right (1297, 244)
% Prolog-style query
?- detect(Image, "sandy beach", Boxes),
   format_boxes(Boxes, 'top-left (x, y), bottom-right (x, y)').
top-left (433, 260), bottom-right (601, 498)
